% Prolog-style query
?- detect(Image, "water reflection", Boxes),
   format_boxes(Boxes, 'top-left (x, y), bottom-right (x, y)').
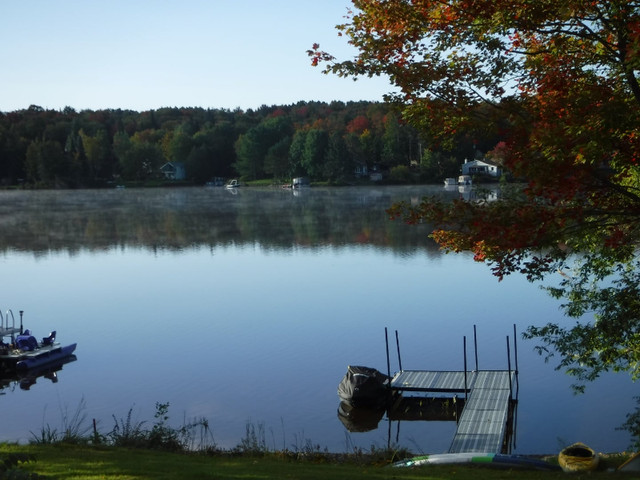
top-left (0, 356), bottom-right (76, 393)
top-left (340, 395), bottom-right (518, 454)
top-left (0, 186), bottom-right (451, 254)
top-left (339, 396), bottom-right (464, 433)
top-left (0, 186), bottom-right (635, 453)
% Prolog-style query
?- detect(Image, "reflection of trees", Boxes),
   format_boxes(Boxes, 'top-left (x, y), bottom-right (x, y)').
top-left (0, 187), bottom-right (443, 255)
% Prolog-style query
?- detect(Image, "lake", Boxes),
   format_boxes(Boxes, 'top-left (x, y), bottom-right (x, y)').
top-left (0, 185), bottom-right (636, 454)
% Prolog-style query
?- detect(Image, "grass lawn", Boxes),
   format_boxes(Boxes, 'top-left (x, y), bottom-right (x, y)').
top-left (0, 443), bottom-right (633, 480)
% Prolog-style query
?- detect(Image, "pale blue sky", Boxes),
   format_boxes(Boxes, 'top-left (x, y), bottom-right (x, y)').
top-left (0, 1), bottom-right (392, 112)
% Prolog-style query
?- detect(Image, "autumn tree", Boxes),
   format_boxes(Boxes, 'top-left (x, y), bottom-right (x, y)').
top-left (310, 0), bottom-right (640, 389)
top-left (381, 113), bottom-right (404, 167)
top-left (264, 136), bottom-right (292, 180)
top-left (302, 128), bottom-right (329, 179)
top-left (25, 139), bottom-right (68, 186)
top-left (234, 116), bottom-right (292, 180)
top-left (79, 128), bottom-right (112, 181)
top-left (324, 131), bottom-right (350, 182)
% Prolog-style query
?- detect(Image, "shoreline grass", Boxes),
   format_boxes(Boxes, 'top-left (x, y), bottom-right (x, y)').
top-left (0, 443), bottom-right (633, 480)
top-left (4, 400), bottom-right (632, 479)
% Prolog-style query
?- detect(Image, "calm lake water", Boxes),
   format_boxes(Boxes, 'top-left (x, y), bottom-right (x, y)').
top-left (0, 185), bottom-right (636, 454)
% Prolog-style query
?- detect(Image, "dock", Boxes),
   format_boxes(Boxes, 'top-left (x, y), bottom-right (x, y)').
top-left (385, 327), bottom-right (519, 454)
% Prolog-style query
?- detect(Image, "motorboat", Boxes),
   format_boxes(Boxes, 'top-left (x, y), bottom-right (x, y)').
top-left (337, 365), bottom-right (391, 408)
top-left (292, 177), bottom-right (310, 189)
top-left (458, 175), bottom-right (472, 185)
top-left (0, 309), bottom-right (77, 372)
top-left (225, 179), bottom-right (241, 189)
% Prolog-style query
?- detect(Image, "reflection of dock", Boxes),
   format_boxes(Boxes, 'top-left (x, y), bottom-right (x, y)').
top-left (385, 327), bottom-right (519, 454)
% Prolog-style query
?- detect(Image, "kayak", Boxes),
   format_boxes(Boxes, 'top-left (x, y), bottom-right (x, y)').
top-left (392, 452), bottom-right (559, 470)
top-left (558, 443), bottom-right (599, 472)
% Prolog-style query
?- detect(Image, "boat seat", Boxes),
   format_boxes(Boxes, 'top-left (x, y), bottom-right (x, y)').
top-left (16, 334), bottom-right (38, 351)
top-left (42, 331), bottom-right (56, 346)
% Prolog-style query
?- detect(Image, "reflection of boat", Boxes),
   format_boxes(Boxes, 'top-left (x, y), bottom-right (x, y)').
top-left (225, 179), bottom-right (241, 189)
top-left (337, 365), bottom-right (391, 408)
top-left (558, 443), bottom-right (599, 472)
top-left (337, 401), bottom-right (385, 432)
top-left (0, 354), bottom-right (76, 392)
top-left (0, 309), bottom-right (77, 372)
top-left (338, 395), bottom-right (464, 433)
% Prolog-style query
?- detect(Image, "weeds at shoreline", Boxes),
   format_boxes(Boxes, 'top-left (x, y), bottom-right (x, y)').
top-left (30, 397), bottom-right (91, 445)
top-left (31, 400), bottom-right (216, 453)
top-left (26, 399), bottom-right (413, 467)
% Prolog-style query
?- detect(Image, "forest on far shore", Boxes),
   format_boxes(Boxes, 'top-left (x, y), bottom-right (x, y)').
top-left (0, 101), bottom-right (502, 188)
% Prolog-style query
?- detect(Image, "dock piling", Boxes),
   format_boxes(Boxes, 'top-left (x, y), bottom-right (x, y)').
top-left (395, 330), bottom-right (403, 372)
top-left (463, 336), bottom-right (468, 401)
top-left (385, 327), bottom-right (391, 380)
top-left (473, 325), bottom-right (479, 371)
top-left (506, 335), bottom-right (513, 398)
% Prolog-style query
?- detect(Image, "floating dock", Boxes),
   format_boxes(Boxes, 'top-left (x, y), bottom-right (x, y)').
top-left (386, 327), bottom-right (519, 454)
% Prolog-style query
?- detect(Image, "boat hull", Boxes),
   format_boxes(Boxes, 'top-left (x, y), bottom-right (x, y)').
top-left (337, 365), bottom-right (391, 408)
top-left (393, 453), bottom-right (559, 470)
top-left (558, 443), bottom-right (599, 472)
top-left (1, 343), bottom-right (77, 371)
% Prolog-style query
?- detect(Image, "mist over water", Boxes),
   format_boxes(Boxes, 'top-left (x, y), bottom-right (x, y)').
top-left (0, 186), bottom-right (634, 453)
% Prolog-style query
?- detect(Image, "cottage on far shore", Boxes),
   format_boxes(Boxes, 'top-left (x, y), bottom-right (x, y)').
top-left (160, 162), bottom-right (186, 180)
top-left (461, 158), bottom-right (502, 178)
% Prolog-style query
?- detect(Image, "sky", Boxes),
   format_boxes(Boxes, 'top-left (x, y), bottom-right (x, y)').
top-left (0, 1), bottom-right (394, 113)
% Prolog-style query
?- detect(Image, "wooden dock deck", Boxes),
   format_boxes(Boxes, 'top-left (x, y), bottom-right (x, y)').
top-left (390, 369), bottom-right (516, 453)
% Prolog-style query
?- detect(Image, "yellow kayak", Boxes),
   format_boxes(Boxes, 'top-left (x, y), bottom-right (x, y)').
top-left (558, 443), bottom-right (599, 472)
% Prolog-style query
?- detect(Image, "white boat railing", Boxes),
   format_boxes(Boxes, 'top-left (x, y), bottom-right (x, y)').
top-left (0, 309), bottom-right (18, 335)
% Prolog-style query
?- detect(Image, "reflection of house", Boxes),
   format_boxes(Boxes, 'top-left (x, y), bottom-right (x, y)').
top-left (292, 177), bottom-right (310, 188)
top-left (354, 164), bottom-right (385, 181)
top-left (461, 158), bottom-right (502, 178)
top-left (160, 162), bottom-right (186, 180)
top-left (354, 164), bottom-right (368, 178)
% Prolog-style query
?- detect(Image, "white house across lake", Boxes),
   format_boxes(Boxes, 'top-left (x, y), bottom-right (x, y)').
top-left (461, 158), bottom-right (502, 178)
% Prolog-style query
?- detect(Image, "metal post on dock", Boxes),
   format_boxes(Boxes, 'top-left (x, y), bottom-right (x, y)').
top-left (395, 330), bottom-right (403, 372)
top-left (506, 335), bottom-right (513, 398)
top-left (385, 327), bottom-right (391, 380)
top-left (513, 324), bottom-right (519, 372)
top-left (513, 323), bottom-right (520, 395)
top-left (463, 336), bottom-right (468, 401)
top-left (473, 324), bottom-right (479, 371)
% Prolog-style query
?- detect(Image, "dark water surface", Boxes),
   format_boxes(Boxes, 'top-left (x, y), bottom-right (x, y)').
top-left (0, 186), bottom-right (635, 454)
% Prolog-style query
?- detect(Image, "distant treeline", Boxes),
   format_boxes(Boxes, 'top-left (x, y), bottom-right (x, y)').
top-left (0, 102), bottom-right (498, 188)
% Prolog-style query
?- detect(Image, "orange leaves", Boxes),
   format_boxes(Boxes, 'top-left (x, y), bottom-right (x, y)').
top-left (319, 0), bottom-right (640, 282)
top-left (346, 115), bottom-right (370, 134)
top-left (306, 43), bottom-right (336, 69)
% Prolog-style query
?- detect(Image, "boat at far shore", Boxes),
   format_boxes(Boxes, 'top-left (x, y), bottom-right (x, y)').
top-left (0, 308), bottom-right (77, 372)
top-left (444, 177), bottom-right (457, 186)
top-left (225, 179), bottom-right (241, 189)
top-left (444, 175), bottom-right (473, 186)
